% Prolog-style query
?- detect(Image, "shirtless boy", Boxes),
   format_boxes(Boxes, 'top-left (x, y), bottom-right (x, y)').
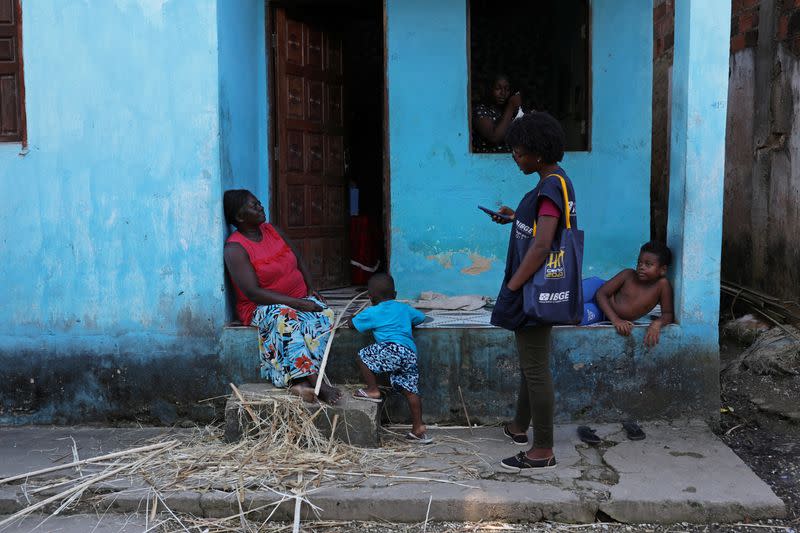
top-left (584, 241), bottom-right (674, 347)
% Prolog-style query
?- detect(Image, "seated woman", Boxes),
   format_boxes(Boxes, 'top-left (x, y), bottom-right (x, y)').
top-left (222, 189), bottom-right (341, 405)
top-left (472, 74), bottom-right (523, 153)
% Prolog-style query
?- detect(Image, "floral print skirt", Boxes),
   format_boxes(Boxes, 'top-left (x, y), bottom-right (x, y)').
top-left (250, 297), bottom-right (334, 388)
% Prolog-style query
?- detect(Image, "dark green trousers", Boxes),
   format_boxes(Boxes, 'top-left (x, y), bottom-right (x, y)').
top-left (512, 326), bottom-right (554, 449)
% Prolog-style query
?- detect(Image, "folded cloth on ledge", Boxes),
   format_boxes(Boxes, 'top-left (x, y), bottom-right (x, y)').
top-left (410, 292), bottom-right (490, 312)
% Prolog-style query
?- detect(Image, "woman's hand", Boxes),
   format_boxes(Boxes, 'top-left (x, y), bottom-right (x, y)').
top-left (492, 206), bottom-right (516, 225)
top-left (293, 298), bottom-right (324, 313)
top-left (507, 92), bottom-right (522, 110)
top-left (309, 290), bottom-right (326, 303)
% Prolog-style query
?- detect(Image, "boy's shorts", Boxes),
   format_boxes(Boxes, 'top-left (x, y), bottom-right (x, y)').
top-left (358, 342), bottom-right (419, 395)
top-left (580, 276), bottom-right (607, 326)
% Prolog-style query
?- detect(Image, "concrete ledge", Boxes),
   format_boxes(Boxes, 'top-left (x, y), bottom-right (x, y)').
top-left (221, 323), bottom-right (718, 424)
top-left (224, 383), bottom-right (380, 447)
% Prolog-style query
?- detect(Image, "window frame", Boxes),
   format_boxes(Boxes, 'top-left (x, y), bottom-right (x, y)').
top-left (466, 0), bottom-right (592, 154)
top-left (0, 0), bottom-right (27, 145)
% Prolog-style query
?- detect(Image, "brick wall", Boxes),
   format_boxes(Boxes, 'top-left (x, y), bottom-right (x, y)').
top-left (731, 0), bottom-right (761, 53)
top-left (657, 0), bottom-right (800, 57)
top-left (777, 0), bottom-right (800, 55)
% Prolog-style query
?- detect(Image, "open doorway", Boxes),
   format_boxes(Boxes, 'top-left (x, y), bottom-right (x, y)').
top-left (269, 2), bottom-right (386, 290)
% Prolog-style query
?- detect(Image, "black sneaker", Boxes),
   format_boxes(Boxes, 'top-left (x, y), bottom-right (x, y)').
top-left (503, 424), bottom-right (529, 446)
top-left (500, 452), bottom-right (557, 472)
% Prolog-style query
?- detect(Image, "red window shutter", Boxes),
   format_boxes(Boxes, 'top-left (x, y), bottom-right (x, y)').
top-left (0, 0), bottom-right (25, 143)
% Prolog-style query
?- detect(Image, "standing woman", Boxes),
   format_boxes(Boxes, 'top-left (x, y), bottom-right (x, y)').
top-left (223, 189), bottom-right (342, 405)
top-left (488, 112), bottom-right (577, 470)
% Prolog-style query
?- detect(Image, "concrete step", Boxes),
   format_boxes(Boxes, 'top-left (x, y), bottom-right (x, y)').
top-left (224, 383), bottom-right (380, 447)
top-left (0, 423), bottom-right (787, 525)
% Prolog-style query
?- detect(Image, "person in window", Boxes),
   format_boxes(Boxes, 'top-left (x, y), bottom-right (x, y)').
top-left (472, 74), bottom-right (522, 153)
top-left (223, 189), bottom-right (342, 405)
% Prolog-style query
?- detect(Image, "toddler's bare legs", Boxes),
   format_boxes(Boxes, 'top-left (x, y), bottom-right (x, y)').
top-left (357, 359), bottom-right (382, 400)
top-left (402, 389), bottom-right (426, 438)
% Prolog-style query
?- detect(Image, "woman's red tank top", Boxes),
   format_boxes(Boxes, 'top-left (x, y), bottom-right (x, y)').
top-left (226, 223), bottom-right (308, 324)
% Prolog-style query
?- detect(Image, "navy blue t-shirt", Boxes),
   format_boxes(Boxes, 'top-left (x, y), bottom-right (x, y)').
top-left (491, 168), bottom-right (578, 330)
top-left (505, 169), bottom-right (578, 281)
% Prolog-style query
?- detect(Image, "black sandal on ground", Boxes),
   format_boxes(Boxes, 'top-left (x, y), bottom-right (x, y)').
top-left (622, 420), bottom-right (646, 441)
top-left (500, 452), bottom-right (557, 472)
top-left (577, 425), bottom-right (602, 445)
top-left (503, 424), bottom-right (529, 446)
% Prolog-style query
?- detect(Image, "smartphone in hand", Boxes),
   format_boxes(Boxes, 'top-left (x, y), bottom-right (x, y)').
top-left (478, 205), bottom-right (512, 222)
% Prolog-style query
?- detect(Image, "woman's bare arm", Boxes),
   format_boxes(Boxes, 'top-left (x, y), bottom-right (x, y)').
top-left (506, 215), bottom-right (558, 291)
top-left (474, 94), bottom-right (522, 145)
top-left (224, 243), bottom-right (321, 312)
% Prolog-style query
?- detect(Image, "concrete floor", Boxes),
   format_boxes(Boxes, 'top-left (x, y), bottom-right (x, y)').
top-left (0, 422), bottom-right (786, 527)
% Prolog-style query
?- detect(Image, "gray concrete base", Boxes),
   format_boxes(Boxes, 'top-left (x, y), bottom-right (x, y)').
top-left (219, 323), bottom-right (719, 426)
top-left (224, 383), bottom-right (380, 447)
top-left (0, 422), bottom-right (785, 524)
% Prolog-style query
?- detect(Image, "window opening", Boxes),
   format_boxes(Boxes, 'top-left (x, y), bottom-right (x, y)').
top-left (469, 0), bottom-right (590, 153)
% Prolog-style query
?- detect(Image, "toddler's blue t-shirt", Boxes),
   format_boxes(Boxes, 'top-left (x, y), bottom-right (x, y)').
top-left (351, 300), bottom-right (426, 352)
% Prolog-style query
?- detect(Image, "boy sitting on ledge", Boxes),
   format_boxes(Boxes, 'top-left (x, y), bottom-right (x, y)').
top-left (582, 241), bottom-right (674, 347)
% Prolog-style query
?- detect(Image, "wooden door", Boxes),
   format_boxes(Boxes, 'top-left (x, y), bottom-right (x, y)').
top-left (274, 8), bottom-right (348, 289)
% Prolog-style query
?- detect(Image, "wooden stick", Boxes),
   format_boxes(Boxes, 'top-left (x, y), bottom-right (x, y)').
top-left (0, 443), bottom-right (177, 529)
top-left (0, 440), bottom-right (178, 486)
top-left (314, 290), bottom-right (368, 396)
top-left (457, 385), bottom-right (473, 435)
top-left (423, 494), bottom-right (433, 533)
top-left (292, 472), bottom-right (303, 533)
top-left (327, 414), bottom-right (340, 453)
top-left (149, 490), bottom-right (158, 522)
top-left (336, 471), bottom-right (478, 489)
top-left (230, 383), bottom-right (260, 426)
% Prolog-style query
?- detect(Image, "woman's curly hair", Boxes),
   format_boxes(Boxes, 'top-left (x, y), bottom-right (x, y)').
top-left (505, 111), bottom-right (566, 163)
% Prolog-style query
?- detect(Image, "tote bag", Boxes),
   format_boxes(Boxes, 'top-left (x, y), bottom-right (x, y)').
top-left (522, 174), bottom-right (584, 325)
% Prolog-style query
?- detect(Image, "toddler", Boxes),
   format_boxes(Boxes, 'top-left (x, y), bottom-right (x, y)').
top-left (349, 273), bottom-right (431, 444)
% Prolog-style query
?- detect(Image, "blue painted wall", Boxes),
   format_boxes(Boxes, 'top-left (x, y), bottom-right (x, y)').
top-left (217, 0), bottom-right (270, 206)
top-left (0, 0), bottom-right (730, 424)
top-left (0, 0), bottom-right (267, 423)
top-left (386, 0), bottom-right (653, 298)
top-left (0, 0), bottom-right (224, 347)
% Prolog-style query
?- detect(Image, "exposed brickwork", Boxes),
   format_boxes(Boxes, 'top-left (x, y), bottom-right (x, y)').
top-left (655, 0), bottom-right (781, 57)
top-left (778, 1), bottom-right (800, 55)
top-left (731, 0), bottom-right (760, 52)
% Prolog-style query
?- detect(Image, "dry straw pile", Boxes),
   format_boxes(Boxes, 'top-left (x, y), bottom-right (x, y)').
top-left (0, 389), bottom-right (466, 532)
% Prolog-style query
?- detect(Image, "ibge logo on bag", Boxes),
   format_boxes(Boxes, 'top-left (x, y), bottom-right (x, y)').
top-left (539, 291), bottom-right (571, 303)
top-left (544, 249), bottom-right (566, 279)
